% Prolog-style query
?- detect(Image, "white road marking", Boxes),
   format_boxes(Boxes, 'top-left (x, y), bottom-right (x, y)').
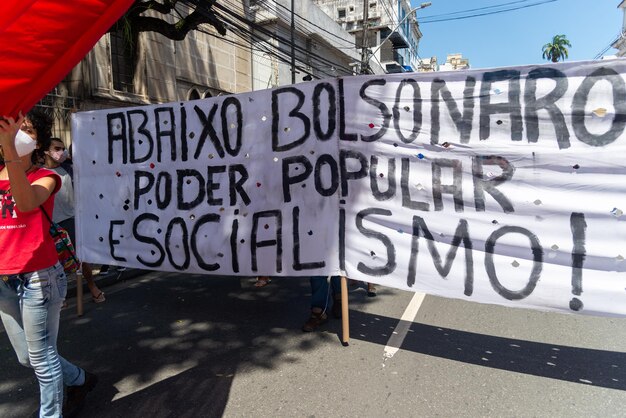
top-left (383, 292), bottom-right (426, 363)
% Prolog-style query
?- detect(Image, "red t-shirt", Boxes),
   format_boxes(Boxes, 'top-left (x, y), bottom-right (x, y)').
top-left (0, 166), bottom-right (61, 274)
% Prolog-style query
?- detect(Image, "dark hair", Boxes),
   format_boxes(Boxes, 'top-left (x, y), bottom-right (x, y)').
top-left (26, 107), bottom-right (53, 165)
top-left (40, 136), bottom-right (63, 155)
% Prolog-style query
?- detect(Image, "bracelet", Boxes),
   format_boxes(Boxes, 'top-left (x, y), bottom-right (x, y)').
top-left (3, 159), bottom-right (22, 163)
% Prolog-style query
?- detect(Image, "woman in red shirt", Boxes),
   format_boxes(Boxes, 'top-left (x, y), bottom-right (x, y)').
top-left (0, 109), bottom-right (96, 417)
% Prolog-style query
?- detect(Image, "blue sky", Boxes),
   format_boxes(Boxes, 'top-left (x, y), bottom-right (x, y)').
top-left (411, 0), bottom-right (623, 69)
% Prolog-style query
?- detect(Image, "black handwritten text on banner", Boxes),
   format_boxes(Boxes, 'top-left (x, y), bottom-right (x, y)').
top-left (73, 60), bottom-right (626, 316)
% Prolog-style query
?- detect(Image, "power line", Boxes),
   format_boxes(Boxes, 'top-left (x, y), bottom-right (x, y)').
top-left (419, 0), bottom-right (557, 24)
top-left (419, 0), bottom-right (547, 20)
top-left (594, 33), bottom-right (622, 59)
top-left (208, 2), bottom-right (356, 75)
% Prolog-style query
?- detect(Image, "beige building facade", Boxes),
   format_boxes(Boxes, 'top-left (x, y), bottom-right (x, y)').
top-left (42, 2), bottom-right (252, 141)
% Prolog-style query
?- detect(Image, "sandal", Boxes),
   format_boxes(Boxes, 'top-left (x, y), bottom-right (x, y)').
top-left (92, 291), bottom-right (106, 303)
top-left (254, 277), bottom-right (271, 287)
top-left (367, 283), bottom-right (377, 297)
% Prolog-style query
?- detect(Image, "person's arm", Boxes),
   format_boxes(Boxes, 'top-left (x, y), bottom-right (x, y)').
top-left (0, 115), bottom-right (56, 212)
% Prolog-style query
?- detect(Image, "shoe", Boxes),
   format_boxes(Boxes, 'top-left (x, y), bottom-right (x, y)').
top-left (302, 311), bottom-right (328, 332)
top-left (367, 283), bottom-right (377, 297)
top-left (332, 297), bottom-right (342, 319)
top-left (254, 277), bottom-right (271, 288)
top-left (92, 291), bottom-right (106, 303)
top-left (64, 371), bottom-right (98, 417)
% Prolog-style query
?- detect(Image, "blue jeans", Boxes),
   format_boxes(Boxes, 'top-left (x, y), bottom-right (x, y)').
top-left (0, 263), bottom-right (85, 417)
top-left (310, 275), bottom-right (341, 311)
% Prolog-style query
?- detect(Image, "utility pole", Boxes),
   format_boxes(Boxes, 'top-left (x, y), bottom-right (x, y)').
top-left (291, 0), bottom-right (296, 83)
top-left (359, 0), bottom-right (369, 74)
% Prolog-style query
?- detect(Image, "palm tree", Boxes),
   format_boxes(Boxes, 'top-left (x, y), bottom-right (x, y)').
top-left (542, 35), bottom-right (572, 62)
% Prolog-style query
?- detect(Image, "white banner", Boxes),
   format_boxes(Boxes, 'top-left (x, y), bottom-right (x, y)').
top-left (74, 59), bottom-right (626, 316)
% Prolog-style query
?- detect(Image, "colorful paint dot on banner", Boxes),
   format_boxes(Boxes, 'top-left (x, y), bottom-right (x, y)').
top-left (397, 229), bottom-right (403, 234)
top-left (393, 143), bottom-right (398, 147)
top-left (379, 173), bottom-right (384, 178)
top-left (249, 97), bottom-right (254, 102)
top-left (234, 209), bottom-right (240, 215)
top-left (92, 160), bottom-right (96, 165)
top-left (533, 199), bottom-right (542, 206)
top-left (492, 220), bottom-right (498, 224)
top-left (416, 153), bottom-right (425, 159)
top-left (404, 106), bottom-right (410, 112)
top-left (99, 194), bottom-right (104, 199)
top-left (617, 255), bottom-right (624, 261)
top-left (572, 164), bottom-right (580, 170)
top-left (441, 142), bottom-right (451, 148)
top-left (273, 157), bottom-right (279, 162)
top-left (230, 123), bottom-right (235, 129)
top-left (592, 107), bottom-right (607, 118)
top-left (189, 132), bottom-right (195, 138)
top-left (310, 150), bottom-right (315, 155)
top-left (493, 88), bottom-right (503, 95)
top-left (610, 208), bottom-right (623, 217)
top-left (551, 244), bottom-right (559, 251)
top-left (240, 239), bottom-right (245, 244)
top-left (189, 214), bottom-right (195, 220)
top-left (261, 116), bottom-right (267, 121)
top-left (535, 215), bottom-right (544, 221)
top-left (245, 153), bottom-right (250, 158)
top-left (149, 163), bottom-right (155, 169)
top-left (496, 120), bottom-right (503, 125)
top-left (115, 171), bottom-right (121, 177)
top-left (368, 123), bottom-right (375, 128)
top-left (91, 132), bottom-right (95, 136)
top-left (370, 251), bottom-right (376, 256)
top-left (264, 224), bottom-right (269, 229)
top-left (284, 127), bottom-right (290, 132)
top-left (308, 230), bottom-right (313, 236)
top-left (219, 207), bottom-right (225, 212)
top-left (256, 182), bottom-right (262, 188)
top-left (217, 253), bottom-right (224, 258)
top-left (511, 260), bottom-right (520, 268)
top-left (415, 183), bottom-right (424, 190)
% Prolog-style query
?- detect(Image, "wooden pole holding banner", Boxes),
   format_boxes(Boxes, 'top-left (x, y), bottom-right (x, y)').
top-left (75, 272), bottom-right (83, 316)
top-left (340, 276), bottom-right (349, 346)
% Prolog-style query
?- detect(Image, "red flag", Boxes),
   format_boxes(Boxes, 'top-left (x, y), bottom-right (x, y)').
top-left (0, 0), bottom-right (134, 117)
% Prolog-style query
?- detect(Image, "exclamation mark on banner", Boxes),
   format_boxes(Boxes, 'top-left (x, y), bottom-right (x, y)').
top-left (569, 212), bottom-right (587, 311)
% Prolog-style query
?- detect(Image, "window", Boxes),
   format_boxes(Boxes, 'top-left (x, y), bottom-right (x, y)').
top-left (338, 8), bottom-right (346, 18)
top-left (188, 88), bottom-right (201, 101)
top-left (110, 28), bottom-right (137, 93)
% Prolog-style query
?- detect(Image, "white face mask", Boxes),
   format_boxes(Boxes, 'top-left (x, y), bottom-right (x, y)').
top-left (48, 149), bottom-right (69, 164)
top-left (14, 129), bottom-right (37, 157)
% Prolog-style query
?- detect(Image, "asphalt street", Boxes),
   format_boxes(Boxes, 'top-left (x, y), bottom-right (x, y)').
top-left (1, 271), bottom-right (626, 417)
